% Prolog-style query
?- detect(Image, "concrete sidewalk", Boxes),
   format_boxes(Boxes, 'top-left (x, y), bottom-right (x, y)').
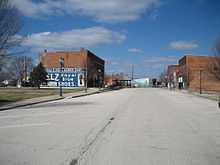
top-left (0, 88), bottom-right (111, 111)
top-left (175, 89), bottom-right (220, 101)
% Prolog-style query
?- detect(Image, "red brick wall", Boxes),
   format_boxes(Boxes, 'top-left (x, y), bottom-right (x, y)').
top-left (186, 55), bottom-right (220, 91)
top-left (176, 55), bottom-right (220, 91)
top-left (86, 51), bottom-right (105, 87)
top-left (40, 50), bottom-right (88, 68)
top-left (39, 50), bottom-right (105, 87)
top-left (167, 65), bottom-right (179, 79)
top-left (167, 65), bottom-right (179, 75)
top-left (167, 65), bottom-right (179, 88)
top-left (105, 74), bottom-right (116, 86)
top-left (179, 56), bottom-right (186, 66)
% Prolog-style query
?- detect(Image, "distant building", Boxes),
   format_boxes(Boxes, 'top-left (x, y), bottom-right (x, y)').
top-left (149, 78), bottom-right (157, 87)
top-left (105, 74), bottom-right (117, 87)
top-left (105, 73), bottom-right (132, 87)
top-left (167, 55), bottom-right (220, 91)
top-left (39, 48), bottom-right (105, 88)
top-left (131, 78), bottom-right (150, 87)
top-left (167, 65), bottom-right (179, 89)
top-left (113, 73), bottom-right (132, 87)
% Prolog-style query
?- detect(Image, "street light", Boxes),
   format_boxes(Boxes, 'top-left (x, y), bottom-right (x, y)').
top-left (165, 76), bottom-right (168, 88)
top-left (59, 58), bottom-right (64, 97)
top-left (199, 67), bottom-right (202, 94)
top-left (98, 69), bottom-right (101, 91)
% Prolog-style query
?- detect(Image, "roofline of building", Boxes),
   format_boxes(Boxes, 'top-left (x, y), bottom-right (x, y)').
top-left (39, 49), bottom-right (105, 63)
top-left (168, 65), bottom-right (179, 67)
top-left (86, 50), bottom-right (105, 63)
top-left (183, 54), bottom-right (213, 57)
top-left (40, 50), bottom-right (86, 54)
top-left (178, 54), bottom-right (217, 63)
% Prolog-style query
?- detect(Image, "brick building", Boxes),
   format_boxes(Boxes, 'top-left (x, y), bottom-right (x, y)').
top-left (167, 55), bottom-right (220, 91)
top-left (167, 65), bottom-right (179, 89)
top-left (105, 74), bottom-right (116, 87)
top-left (39, 48), bottom-right (105, 87)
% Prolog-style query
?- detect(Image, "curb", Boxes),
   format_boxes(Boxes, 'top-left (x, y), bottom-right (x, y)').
top-left (174, 89), bottom-right (220, 101)
top-left (0, 97), bottom-right (64, 111)
top-left (0, 88), bottom-right (113, 111)
top-left (189, 93), bottom-right (219, 101)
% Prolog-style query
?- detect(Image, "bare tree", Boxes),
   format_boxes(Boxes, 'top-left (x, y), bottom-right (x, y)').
top-left (7, 56), bottom-right (34, 86)
top-left (159, 69), bottom-right (167, 83)
top-left (0, 0), bottom-right (22, 72)
top-left (210, 36), bottom-right (220, 80)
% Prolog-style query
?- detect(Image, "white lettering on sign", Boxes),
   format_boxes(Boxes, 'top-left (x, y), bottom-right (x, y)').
top-left (55, 74), bottom-right (59, 81)
top-left (62, 77), bottom-right (74, 81)
top-left (47, 73), bottom-right (59, 81)
top-left (61, 73), bottom-right (76, 78)
top-left (44, 72), bottom-right (85, 87)
top-left (46, 68), bottom-right (85, 72)
top-left (57, 82), bottom-right (76, 87)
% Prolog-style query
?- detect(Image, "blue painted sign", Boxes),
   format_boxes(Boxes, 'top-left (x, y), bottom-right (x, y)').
top-left (42, 72), bottom-right (85, 88)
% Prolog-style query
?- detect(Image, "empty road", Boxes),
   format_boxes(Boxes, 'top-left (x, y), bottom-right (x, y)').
top-left (0, 88), bottom-right (220, 165)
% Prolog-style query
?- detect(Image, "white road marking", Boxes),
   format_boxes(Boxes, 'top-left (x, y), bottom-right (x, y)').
top-left (0, 111), bottom-right (78, 119)
top-left (0, 123), bottom-right (52, 129)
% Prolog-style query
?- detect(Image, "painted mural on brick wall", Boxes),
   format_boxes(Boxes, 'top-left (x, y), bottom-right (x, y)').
top-left (41, 68), bottom-right (85, 88)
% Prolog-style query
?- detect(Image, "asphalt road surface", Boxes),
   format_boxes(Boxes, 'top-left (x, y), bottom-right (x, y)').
top-left (0, 88), bottom-right (220, 165)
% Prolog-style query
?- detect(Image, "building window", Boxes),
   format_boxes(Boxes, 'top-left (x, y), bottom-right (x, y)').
top-left (214, 66), bottom-right (218, 71)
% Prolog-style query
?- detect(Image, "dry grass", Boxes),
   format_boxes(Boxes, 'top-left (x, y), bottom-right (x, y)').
top-left (0, 87), bottom-right (84, 103)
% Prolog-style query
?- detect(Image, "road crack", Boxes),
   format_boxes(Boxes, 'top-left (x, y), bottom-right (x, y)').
top-left (66, 118), bottom-right (113, 165)
top-left (66, 94), bottom-right (133, 165)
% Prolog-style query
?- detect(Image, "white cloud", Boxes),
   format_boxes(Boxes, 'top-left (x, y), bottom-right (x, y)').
top-left (22, 27), bottom-right (127, 51)
top-left (169, 40), bottom-right (199, 50)
top-left (123, 61), bottom-right (139, 66)
top-left (10, 0), bottom-right (162, 23)
top-left (142, 56), bottom-right (179, 63)
top-left (10, 0), bottom-right (56, 18)
top-left (150, 63), bottom-right (166, 69)
top-left (103, 57), bottom-right (120, 62)
top-left (128, 48), bottom-right (143, 53)
top-left (111, 62), bottom-right (118, 65)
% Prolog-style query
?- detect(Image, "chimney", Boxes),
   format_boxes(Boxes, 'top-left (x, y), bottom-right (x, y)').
top-left (80, 47), bottom-right (84, 51)
top-left (43, 49), bottom-right (47, 56)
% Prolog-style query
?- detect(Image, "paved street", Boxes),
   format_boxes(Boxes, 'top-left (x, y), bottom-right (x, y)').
top-left (0, 88), bottom-right (220, 165)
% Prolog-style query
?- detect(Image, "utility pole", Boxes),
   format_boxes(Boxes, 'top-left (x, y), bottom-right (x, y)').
top-left (199, 67), bottom-right (202, 94)
top-left (132, 66), bottom-right (134, 80)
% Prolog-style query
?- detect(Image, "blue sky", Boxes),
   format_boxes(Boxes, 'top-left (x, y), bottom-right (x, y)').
top-left (11, 0), bottom-right (220, 78)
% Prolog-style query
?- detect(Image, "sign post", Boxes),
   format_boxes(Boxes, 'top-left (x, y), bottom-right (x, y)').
top-left (199, 67), bottom-right (202, 94)
top-left (59, 58), bottom-right (64, 97)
